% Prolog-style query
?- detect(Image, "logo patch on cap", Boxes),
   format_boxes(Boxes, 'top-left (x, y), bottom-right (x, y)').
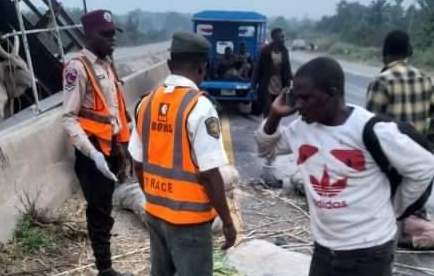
top-left (103, 12), bottom-right (112, 23)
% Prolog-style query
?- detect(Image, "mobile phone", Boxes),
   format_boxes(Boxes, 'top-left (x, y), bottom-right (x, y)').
top-left (284, 87), bottom-right (296, 107)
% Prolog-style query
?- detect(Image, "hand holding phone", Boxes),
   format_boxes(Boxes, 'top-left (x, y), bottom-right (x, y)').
top-left (270, 89), bottom-right (298, 118)
top-left (282, 87), bottom-right (296, 108)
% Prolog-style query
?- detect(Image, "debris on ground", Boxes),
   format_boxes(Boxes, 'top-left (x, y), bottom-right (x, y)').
top-left (0, 193), bottom-right (151, 275)
top-left (0, 188), bottom-right (242, 275)
top-left (240, 179), bottom-right (312, 256)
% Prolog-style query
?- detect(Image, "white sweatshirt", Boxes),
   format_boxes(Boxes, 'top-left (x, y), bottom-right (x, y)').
top-left (256, 105), bottom-right (434, 250)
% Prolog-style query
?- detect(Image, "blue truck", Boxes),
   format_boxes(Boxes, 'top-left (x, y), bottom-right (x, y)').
top-left (192, 10), bottom-right (267, 114)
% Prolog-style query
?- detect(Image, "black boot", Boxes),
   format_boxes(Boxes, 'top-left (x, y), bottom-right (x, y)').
top-left (98, 268), bottom-right (134, 276)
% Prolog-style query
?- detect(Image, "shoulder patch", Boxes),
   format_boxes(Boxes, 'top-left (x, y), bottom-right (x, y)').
top-left (64, 67), bottom-right (78, 91)
top-left (205, 117), bottom-right (220, 139)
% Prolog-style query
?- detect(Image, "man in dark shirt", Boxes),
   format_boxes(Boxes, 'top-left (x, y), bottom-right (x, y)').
top-left (252, 28), bottom-right (292, 186)
top-left (252, 28), bottom-right (292, 117)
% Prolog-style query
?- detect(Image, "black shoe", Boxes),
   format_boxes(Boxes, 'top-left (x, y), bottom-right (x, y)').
top-left (98, 268), bottom-right (134, 276)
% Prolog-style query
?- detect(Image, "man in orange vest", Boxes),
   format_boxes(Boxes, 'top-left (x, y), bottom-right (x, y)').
top-left (62, 10), bottom-right (132, 276)
top-left (128, 32), bottom-right (237, 276)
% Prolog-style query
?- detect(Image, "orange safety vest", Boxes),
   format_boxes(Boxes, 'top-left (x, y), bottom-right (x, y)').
top-left (73, 56), bottom-right (131, 156)
top-left (135, 86), bottom-right (217, 225)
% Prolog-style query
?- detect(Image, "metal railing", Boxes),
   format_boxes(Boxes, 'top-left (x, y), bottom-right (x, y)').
top-left (1, 25), bottom-right (82, 40)
top-left (3, 0), bottom-right (83, 114)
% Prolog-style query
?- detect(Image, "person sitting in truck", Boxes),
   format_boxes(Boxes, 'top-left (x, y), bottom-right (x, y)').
top-left (237, 42), bottom-right (253, 80)
top-left (217, 46), bottom-right (237, 79)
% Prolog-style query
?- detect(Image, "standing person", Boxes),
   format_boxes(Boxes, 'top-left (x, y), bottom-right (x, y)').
top-left (367, 30), bottom-right (434, 137)
top-left (256, 57), bottom-right (434, 276)
top-left (129, 32), bottom-right (237, 276)
top-left (367, 30), bottom-right (434, 249)
top-left (252, 28), bottom-right (292, 187)
top-left (62, 10), bottom-right (132, 276)
top-left (252, 27), bottom-right (292, 117)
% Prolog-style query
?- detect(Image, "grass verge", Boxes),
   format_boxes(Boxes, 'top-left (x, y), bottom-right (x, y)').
top-left (314, 36), bottom-right (381, 65)
top-left (13, 213), bottom-right (59, 254)
top-left (314, 36), bottom-right (434, 73)
top-left (213, 248), bottom-right (240, 276)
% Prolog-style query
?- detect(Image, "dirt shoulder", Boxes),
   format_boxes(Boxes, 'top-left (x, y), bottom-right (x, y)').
top-left (0, 192), bottom-right (151, 276)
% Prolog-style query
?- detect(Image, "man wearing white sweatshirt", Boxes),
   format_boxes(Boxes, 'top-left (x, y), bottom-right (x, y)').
top-left (256, 57), bottom-right (434, 276)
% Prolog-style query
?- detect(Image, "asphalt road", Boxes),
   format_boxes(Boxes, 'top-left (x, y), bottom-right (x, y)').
top-left (222, 52), bottom-right (434, 275)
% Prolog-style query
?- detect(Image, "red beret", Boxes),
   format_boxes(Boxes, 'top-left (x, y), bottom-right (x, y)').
top-left (81, 10), bottom-right (120, 35)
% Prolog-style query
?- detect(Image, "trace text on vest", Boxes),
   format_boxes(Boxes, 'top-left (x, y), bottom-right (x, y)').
top-left (145, 176), bottom-right (174, 193)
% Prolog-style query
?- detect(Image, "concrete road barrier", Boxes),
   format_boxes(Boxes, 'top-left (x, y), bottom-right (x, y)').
top-left (0, 62), bottom-right (169, 242)
top-left (122, 61), bottom-right (168, 110)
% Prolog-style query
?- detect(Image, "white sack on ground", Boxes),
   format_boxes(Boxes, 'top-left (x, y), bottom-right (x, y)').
top-left (113, 165), bottom-right (241, 232)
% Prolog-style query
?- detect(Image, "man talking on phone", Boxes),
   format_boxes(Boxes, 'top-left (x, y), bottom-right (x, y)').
top-left (256, 57), bottom-right (434, 276)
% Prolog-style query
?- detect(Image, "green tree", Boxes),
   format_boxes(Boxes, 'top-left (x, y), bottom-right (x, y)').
top-left (316, 0), bottom-right (409, 47)
top-left (415, 0), bottom-right (434, 48)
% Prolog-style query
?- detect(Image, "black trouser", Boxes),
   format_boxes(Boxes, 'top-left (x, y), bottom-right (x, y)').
top-left (74, 149), bottom-right (118, 271)
top-left (309, 241), bottom-right (395, 276)
top-left (145, 213), bottom-right (213, 276)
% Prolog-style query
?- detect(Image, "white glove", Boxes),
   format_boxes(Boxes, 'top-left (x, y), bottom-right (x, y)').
top-left (91, 151), bottom-right (118, 182)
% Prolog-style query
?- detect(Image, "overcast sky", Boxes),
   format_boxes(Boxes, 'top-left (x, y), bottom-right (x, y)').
top-left (59, 0), bottom-right (413, 19)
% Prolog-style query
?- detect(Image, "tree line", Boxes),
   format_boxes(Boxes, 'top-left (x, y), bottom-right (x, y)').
top-left (65, 8), bottom-right (192, 46)
top-left (317, 0), bottom-right (434, 50)
top-left (269, 1), bottom-right (434, 66)
top-left (64, 2), bottom-right (434, 66)
top-left (116, 10), bottom-right (192, 46)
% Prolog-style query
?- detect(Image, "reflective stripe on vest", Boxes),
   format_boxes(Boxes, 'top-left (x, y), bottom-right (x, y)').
top-left (138, 87), bottom-right (216, 224)
top-left (75, 56), bottom-right (130, 155)
top-left (79, 109), bottom-right (115, 124)
top-left (145, 193), bottom-right (213, 212)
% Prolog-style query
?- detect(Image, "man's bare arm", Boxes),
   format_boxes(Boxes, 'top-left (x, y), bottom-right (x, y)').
top-left (264, 93), bottom-right (299, 134)
top-left (199, 168), bottom-right (236, 249)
